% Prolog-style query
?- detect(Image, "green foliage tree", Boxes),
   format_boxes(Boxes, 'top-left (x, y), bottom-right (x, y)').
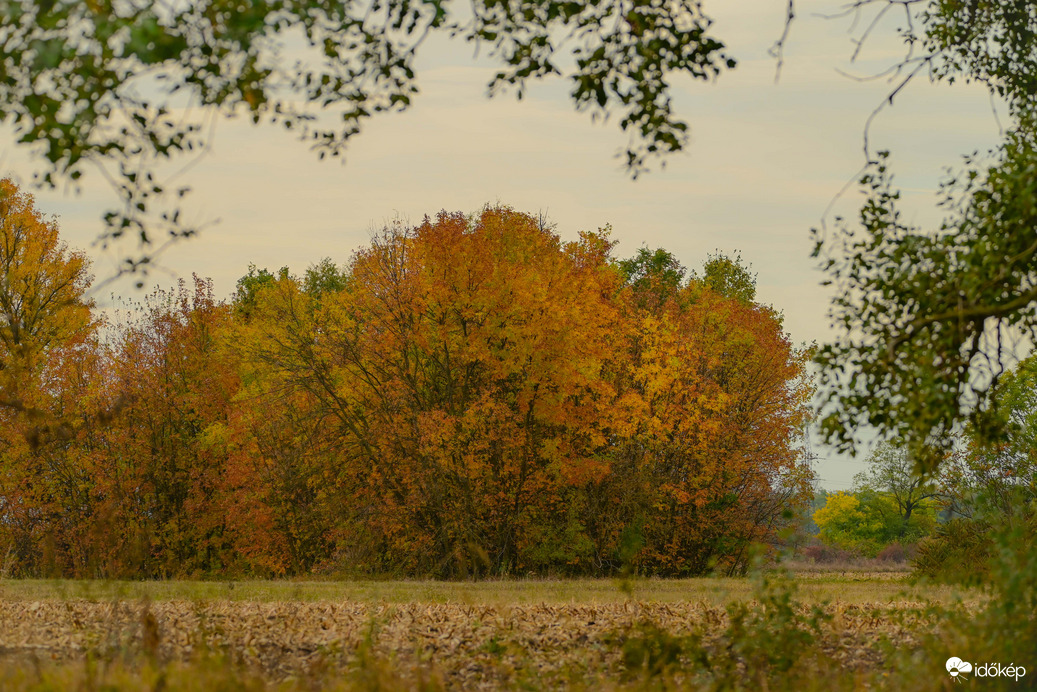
top-left (918, 354), bottom-right (1037, 581)
top-left (700, 251), bottom-right (756, 303)
top-left (814, 1), bottom-right (1037, 464)
top-left (0, 0), bottom-right (734, 268)
top-left (618, 247), bottom-right (687, 292)
top-left (812, 485), bottom-right (936, 556)
top-left (303, 258), bottom-right (348, 300)
top-left (617, 246), bottom-right (687, 312)
top-left (233, 263), bottom-right (290, 320)
top-left (852, 442), bottom-right (940, 539)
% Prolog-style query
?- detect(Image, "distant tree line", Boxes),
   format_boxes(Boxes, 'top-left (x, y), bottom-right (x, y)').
top-left (807, 381), bottom-right (1037, 574)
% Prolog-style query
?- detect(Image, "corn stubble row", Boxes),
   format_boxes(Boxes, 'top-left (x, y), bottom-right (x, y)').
top-left (0, 599), bottom-right (931, 687)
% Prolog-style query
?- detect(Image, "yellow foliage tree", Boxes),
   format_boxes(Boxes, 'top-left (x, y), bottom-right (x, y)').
top-left (0, 178), bottom-right (97, 575)
top-left (0, 178), bottom-right (94, 415)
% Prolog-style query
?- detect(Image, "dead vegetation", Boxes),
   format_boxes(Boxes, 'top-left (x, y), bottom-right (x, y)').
top-left (0, 590), bottom-right (955, 690)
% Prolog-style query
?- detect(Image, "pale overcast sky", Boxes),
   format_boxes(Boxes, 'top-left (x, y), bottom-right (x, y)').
top-left (0, 1), bottom-right (1007, 489)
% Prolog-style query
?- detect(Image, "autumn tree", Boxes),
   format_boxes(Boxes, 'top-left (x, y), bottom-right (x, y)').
top-left (0, 195), bottom-right (815, 578)
top-left (225, 267), bottom-right (349, 574)
top-left (812, 491), bottom-right (870, 552)
top-left (3, 276), bottom-right (246, 578)
top-left (97, 277), bottom-right (241, 577)
top-left (0, 178), bottom-right (93, 414)
top-left (596, 250), bottom-right (812, 575)
top-left (0, 178), bottom-right (99, 574)
top-left (237, 208), bottom-right (625, 576)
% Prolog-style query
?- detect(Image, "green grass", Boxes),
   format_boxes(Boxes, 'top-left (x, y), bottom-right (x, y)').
top-left (0, 571), bottom-right (968, 605)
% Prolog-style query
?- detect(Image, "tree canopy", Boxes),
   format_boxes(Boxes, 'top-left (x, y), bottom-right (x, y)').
top-left (941, 354), bottom-right (1037, 523)
top-left (852, 442), bottom-right (939, 539)
top-left (0, 178), bottom-right (94, 418)
top-left (0, 0), bottom-right (733, 269)
top-left (0, 194), bottom-right (812, 578)
top-left (4, 0), bottom-right (1033, 476)
top-left (814, 0), bottom-right (1037, 464)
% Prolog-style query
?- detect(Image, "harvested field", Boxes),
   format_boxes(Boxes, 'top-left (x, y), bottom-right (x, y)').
top-left (0, 598), bottom-right (935, 688)
top-left (0, 576), bottom-right (979, 690)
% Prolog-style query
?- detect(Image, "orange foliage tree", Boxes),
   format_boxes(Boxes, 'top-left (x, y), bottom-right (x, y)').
top-left (99, 277), bottom-right (241, 577)
top-left (584, 249), bottom-right (812, 575)
top-left (0, 193), bottom-right (812, 578)
top-left (623, 287), bottom-right (811, 575)
top-left (234, 209), bottom-right (624, 576)
top-left (235, 208), bottom-right (812, 577)
top-left (222, 263), bottom-right (345, 575)
top-left (5, 273), bottom-right (242, 577)
top-left (0, 178), bottom-right (98, 574)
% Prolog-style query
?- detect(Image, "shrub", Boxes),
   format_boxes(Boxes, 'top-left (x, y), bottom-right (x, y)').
top-left (687, 567), bottom-right (833, 689)
top-left (912, 518), bottom-right (992, 584)
top-left (876, 542), bottom-right (916, 563)
top-left (612, 621), bottom-right (693, 679)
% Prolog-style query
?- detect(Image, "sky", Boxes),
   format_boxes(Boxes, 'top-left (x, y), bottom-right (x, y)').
top-left (0, 0), bottom-right (1008, 490)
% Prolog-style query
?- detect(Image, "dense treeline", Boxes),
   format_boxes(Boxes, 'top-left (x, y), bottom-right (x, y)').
top-left (0, 180), bottom-right (812, 578)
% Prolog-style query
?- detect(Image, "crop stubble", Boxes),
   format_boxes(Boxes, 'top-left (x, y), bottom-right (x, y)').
top-left (0, 596), bottom-right (940, 688)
